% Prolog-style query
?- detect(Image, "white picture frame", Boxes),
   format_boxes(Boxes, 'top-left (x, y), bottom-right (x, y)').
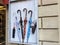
top-left (8, 0), bottom-right (38, 44)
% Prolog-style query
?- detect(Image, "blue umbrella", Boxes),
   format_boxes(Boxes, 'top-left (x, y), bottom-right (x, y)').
top-left (27, 10), bottom-right (33, 43)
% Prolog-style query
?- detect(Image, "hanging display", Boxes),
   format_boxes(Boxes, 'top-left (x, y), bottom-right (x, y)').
top-left (8, 0), bottom-right (38, 44)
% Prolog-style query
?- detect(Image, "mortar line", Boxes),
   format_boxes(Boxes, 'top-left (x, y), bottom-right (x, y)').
top-left (39, 28), bottom-right (58, 30)
top-left (39, 40), bottom-right (59, 43)
top-left (41, 42), bottom-right (43, 45)
top-left (38, 3), bottom-right (58, 7)
top-left (38, 15), bottom-right (58, 18)
top-left (41, 18), bottom-right (43, 28)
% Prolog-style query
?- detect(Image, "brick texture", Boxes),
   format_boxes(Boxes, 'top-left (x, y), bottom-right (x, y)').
top-left (38, 0), bottom-right (59, 44)
top-left (42, 17), bottom-right (58, 28)
top-left (42, 0), bottom-right (58, 5)
top-left (40, 29), bottom-right (59, 41)
top-left (38, 5), bottom-right (58, 17)
top-left (38, 0), bottom-right (41, 5)
top-left (43, 42), bottom-right (59, 45)
top-left (38, 18), bottom-right (41, 28)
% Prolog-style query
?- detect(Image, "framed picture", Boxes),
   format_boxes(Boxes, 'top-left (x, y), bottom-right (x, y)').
top-left (8, 0), bottom-right (38, 44)
top-left (10, 0), bottom-right (28, 3)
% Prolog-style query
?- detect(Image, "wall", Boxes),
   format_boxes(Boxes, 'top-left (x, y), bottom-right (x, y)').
top-left (6, 0), bottom-right (59, 45)
top-left (38, 0), bottom-right (59, 45)
top-left (58, 0), bottom-right (60, 44)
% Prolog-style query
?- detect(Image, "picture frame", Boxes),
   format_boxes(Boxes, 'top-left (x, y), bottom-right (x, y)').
top-left (8, 0), bottom-right (38, 44)
top-left (10, 0), bottom-right (28, 3)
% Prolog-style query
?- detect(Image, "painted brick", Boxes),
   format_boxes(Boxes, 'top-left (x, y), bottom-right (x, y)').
top-left (38, 18), bottom-right (41, 28)
top-left (39, 42), bottom-right (42, 45)
top-left (58, 0), bottom-right (60, 43)
top-left (38, 5), bottom-right (58, 17)
top-left (43, 42), bottom-right (59, 45)
top-left (40, 29), bottom-right (59, 41)
top-left (42, 17), bottom-right (58, 28)
top-left (38, 0), bottom-right (41, 5)
top-left (38, 30), bottom-right (40, 40)
top-left (42, 0), bottom-right (58, 5)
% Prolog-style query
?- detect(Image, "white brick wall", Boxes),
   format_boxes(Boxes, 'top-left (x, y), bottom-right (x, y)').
top-left (38, 18), bottom-right (41, 28)
top-left (43, 42), bottom-right (59, 45)
top-left (38, 5), bottom-right (58, 17)
top-left (40, 29), bottom-right (59, 41)
top-left (58, 0), bottom-right (60, 43)
top-left (42, 17), bottom-right (58, 28)
top-left (38, 0), bottom-right (59, 45)
top-left (38, 0), bottom-right (41, 5)
top-left (42, 0), bottom-right (58, 4)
